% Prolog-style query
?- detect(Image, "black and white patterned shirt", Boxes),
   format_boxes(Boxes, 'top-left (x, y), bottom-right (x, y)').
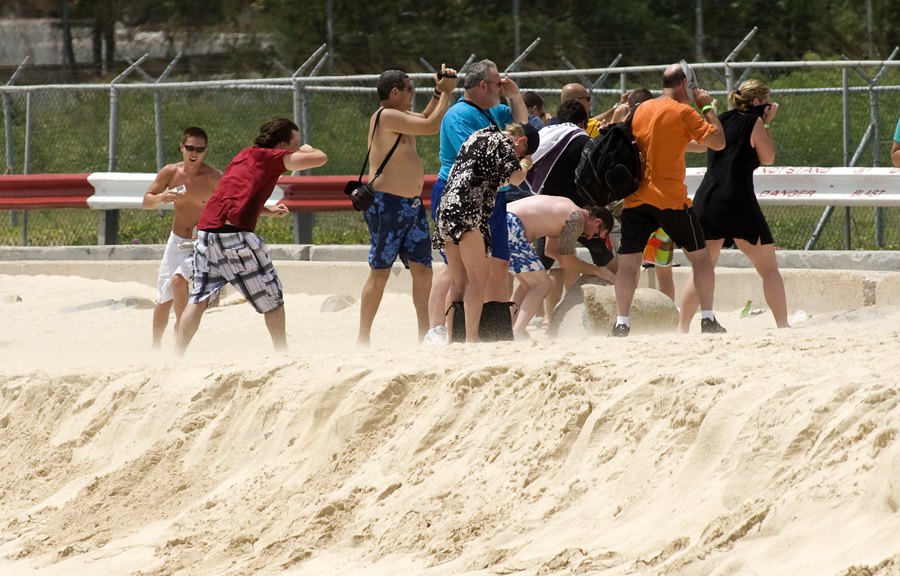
top-left (433, 126), bottom-right (520, 254)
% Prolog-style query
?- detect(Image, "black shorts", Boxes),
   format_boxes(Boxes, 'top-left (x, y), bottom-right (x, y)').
top-left (620, 203), bottom-right (706, 255)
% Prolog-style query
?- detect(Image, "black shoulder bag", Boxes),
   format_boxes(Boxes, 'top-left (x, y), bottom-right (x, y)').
top-left (343, 108), bottom-right (403, 211)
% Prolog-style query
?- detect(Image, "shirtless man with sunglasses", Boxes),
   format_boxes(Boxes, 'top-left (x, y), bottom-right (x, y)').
top-left (142, 126), bottom-right (223, 348)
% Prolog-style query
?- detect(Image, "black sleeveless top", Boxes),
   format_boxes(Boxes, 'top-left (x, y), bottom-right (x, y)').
top-left (692, 109), bottom-right (773, 245)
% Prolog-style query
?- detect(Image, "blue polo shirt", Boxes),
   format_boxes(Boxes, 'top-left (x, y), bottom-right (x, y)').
top-left (438, 100), bottom-right (514, 181)
top-left (434, 99), bottom-right (515, 261)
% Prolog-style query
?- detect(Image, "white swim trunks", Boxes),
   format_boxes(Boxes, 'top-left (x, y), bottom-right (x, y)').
top-left (156, 231), bottom-right (194, 303)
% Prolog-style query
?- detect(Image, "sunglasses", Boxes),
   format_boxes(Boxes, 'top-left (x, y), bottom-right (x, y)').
top-left (183, 144), bottom-right (207, 153)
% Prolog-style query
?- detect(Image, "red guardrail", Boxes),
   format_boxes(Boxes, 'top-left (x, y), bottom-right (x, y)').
top-left (278, 175), bottom-right (439, 212)
top-left (0, 173), bottom-right (441, 212)
top-left (0, 174), bottom-right (94, 210)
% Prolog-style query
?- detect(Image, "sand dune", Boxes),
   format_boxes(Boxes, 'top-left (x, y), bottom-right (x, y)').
top-left (1, 273), bottom-right (900, 576)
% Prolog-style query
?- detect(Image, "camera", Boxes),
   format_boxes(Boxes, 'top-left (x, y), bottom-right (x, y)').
top-left (343, 180), bottom-right (375, 211)
top-left (350, 184), bottom-right (374, 211)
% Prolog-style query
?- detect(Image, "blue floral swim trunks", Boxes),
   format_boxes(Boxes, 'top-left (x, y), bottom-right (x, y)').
top-left (506, 212), bottom-right (545, 274)
top-left (364, 190), bottom-right (433, 270)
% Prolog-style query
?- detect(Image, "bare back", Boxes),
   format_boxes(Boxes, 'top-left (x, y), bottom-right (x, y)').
top-left (367, 108), bottom-right (425, 198)
top-left (508, 195), bottom-right (585, 242)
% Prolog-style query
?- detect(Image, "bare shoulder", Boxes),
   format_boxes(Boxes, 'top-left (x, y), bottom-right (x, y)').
top-left (150, 163), bottom-right (179, 187)
top-left (199, 163), bottom-right (224, 178)
top-left (158, 163), bottom-right (179, 178)
top-left (199, 164), bottom-right (223, 191)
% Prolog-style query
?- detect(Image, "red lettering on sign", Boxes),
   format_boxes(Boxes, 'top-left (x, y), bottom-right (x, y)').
top-left (758, 190), bottom-right (816, 197)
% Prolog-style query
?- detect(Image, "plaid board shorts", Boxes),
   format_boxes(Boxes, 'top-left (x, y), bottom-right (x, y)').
top-left (189, 230), bottom-right (283, 314)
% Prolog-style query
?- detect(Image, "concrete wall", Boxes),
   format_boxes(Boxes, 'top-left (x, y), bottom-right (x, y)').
top-left (3, 245), bottom-right (900, 314)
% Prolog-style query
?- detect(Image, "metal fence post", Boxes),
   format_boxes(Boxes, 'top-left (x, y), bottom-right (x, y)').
top-left (100, 55), bottom-right (149, 245)
top-left (288, 46), bottom-right (328, 245)
top-left (21, 90), bottom-right (32, 246)
top-left (869, 47), bottom-right (898, 247)
top-left (295, 77), bottom-right (315, 244)
top-left (3, 56), bottom-right (28, 176)
top-left (4, 57), bottom-right (28, 235)
top-left (101, 81), bottom-right (121, 245)
top-left (723, 28), bottom-right (758, 107)
top-left (154, 53), bottom-right (183, 172)
top-left (806, 123), bottom-right (874, 249)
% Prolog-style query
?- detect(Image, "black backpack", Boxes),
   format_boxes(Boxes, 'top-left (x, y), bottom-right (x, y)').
top-left (574, 105), bottom-right (644, 207)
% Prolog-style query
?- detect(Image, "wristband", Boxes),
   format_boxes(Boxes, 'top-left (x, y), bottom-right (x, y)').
top-left (432, 92), bottom-right (440, 101)
top-left (520, 161), bottom-right (530, 170)
top-left (701, 104), bottom-right (714, 113)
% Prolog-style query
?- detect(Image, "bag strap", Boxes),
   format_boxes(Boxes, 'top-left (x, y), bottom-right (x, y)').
top-left (359, 108), bottom-right (403, 185)
top-left (461, 99), bottom-right (500, 129)
top-left (622, 101), bottom-right (640, 126)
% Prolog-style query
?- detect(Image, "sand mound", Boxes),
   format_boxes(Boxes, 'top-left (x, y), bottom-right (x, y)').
top-left (1, 273), bottom-right (900, 576)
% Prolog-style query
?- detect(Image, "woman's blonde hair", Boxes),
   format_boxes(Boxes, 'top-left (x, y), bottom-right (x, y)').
top-left (729, 79), bottom-right (770, 112)
top-left (504, 123), bottom-right (525, 139)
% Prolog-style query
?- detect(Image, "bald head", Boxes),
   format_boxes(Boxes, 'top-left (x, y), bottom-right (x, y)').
top-left (561, 83), bottom-right (591, 115)
top-left (662, 63), bottom-right (686, 89)
top-left (561, 83), bottom-right (589, 102)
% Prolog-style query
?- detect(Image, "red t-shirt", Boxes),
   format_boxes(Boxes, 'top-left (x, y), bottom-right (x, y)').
top-left (199, 146), bottom-right (292, 232)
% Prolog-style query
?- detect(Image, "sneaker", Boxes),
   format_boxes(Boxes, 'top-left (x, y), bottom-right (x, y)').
top-left (423, 324), bottom-right (449, 346)
top-left (608, 323), bottom-right (630, 338)
top-left (700, 317), bottom-right (727, 334)
top-left (513, 330), bottom-right (531, 342)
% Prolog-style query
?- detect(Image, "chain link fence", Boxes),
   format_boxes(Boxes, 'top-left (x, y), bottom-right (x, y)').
top-left (3, 60), bottom-right (900, 249)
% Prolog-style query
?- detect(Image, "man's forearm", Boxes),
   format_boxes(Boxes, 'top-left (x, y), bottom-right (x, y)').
top-left (559, 255), bottom-right (615, 282)
top-left (508, 94), bottom-right (528, 123)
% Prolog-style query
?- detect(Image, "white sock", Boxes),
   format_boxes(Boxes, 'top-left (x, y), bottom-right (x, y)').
top-left (616, 316), bottom-right (630, 327)
top-left (701, 310), bottom-right (715, 321)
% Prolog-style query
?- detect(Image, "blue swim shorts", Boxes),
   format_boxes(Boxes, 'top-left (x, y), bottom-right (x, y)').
top-left (488, 190), bottom-right (510, 261)
top-left (364, 190), bottom-right (433, 270)
top-left (506, 212), bottom-right (544, 274)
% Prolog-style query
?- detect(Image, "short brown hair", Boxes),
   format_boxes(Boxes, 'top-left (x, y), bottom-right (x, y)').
top-left (588, 205), bottom-right (614, 234)
top-left (182, 126), bottom-right (208, 144)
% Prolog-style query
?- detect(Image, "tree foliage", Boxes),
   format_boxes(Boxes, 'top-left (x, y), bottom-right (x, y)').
top-left (6, 0), bottom-right (900, 75)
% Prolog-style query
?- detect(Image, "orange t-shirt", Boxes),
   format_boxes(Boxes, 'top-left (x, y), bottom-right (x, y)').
top-left (625, 97), bottom-right (717, 211)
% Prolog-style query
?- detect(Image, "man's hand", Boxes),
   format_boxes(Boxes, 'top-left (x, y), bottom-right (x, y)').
top-left (594, 267), bottom-right (616, 285)
top-left (500, 76), bottom-right (521, 98)
top-left (156, 188), bottom-right (181, 205)
top-left (693, 88), bottom-right (714, 109)
top-left (435, 63), bottom-right (457, 93)
top-left (264, 204), bottom-right (289, 218)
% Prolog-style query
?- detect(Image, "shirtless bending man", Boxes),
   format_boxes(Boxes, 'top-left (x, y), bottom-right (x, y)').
top-left (506, 195), bottom-right (614, 338)
top-left (357, 65), bottom-right (457, 345)
top-left (142, 126), bottom-right (222, 348)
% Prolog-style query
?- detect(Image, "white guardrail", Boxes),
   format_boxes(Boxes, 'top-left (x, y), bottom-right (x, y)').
top-left (684, 166), bottom-right (900, 206)
top-left (82, 168), bottom-right (900, 210)
top-left (85, 173), bottom-right (284, 210)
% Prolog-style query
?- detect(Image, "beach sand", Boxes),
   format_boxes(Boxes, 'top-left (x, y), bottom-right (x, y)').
top-left (1, 271), bottom-right (899, 575)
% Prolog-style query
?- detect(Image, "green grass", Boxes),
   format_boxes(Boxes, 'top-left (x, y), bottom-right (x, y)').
top-left (3, 67), bottom-right (900, 248)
